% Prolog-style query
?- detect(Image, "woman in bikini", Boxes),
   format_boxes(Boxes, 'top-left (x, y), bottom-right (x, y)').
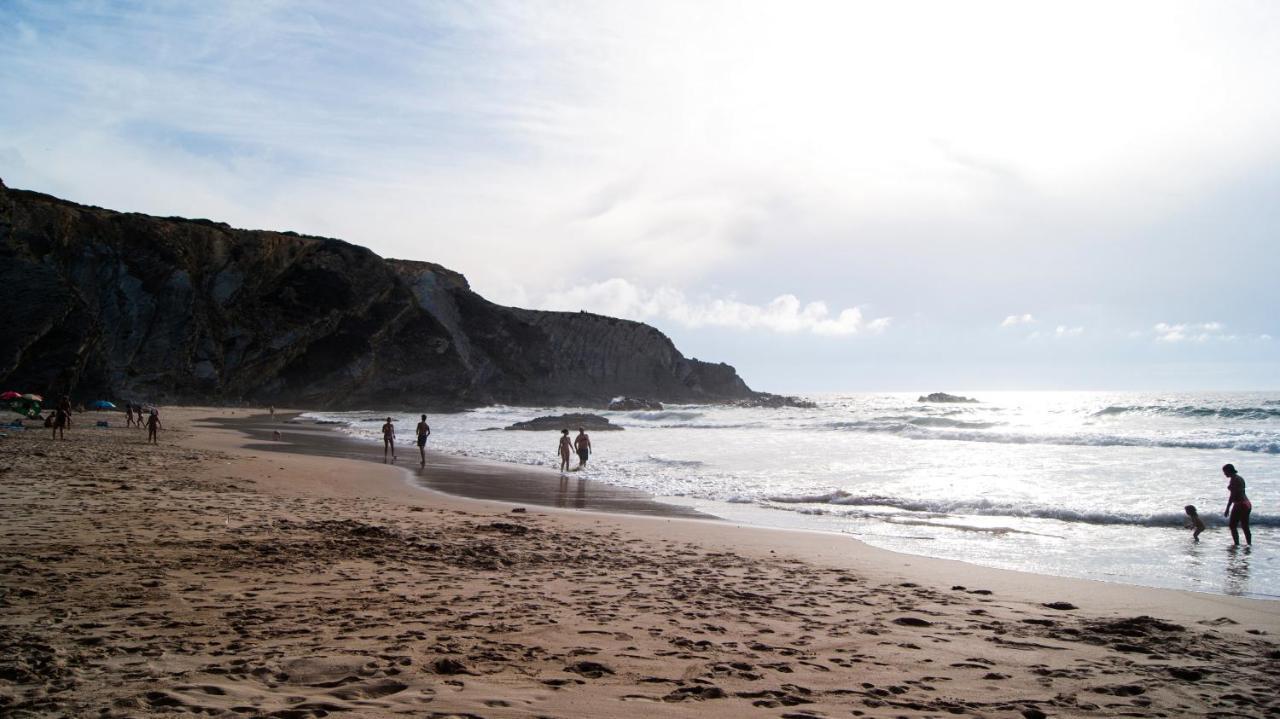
top-left (1222, 463), bottom-right (1252, 546)
top-left (557, 429), bottom-right (573, 472)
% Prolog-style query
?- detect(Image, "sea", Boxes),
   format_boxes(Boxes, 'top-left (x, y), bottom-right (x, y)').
top-left (304, 391), bottom-right (1278, 599)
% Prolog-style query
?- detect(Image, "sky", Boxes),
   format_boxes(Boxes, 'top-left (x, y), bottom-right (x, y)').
top-left (2, 0), bottom-right (1278, 392)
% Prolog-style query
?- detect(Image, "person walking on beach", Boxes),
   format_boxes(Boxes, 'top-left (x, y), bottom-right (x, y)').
top-left (1222, 463), bottom-right (1252, 546)
top-left (125, 403), bottom-right (135, 428)
top-left (415, 414), bottom-right (431, 468)
top-left (382, 417), bottom-right (396, 463)
top-left (558, 429), bottom-right (573, 472)
top-left (269, 405), bottom-right (275, 421)
top-left (145, 409), bottom-right (161, 444)
top-left (574, 427), bottom-right (592, 468)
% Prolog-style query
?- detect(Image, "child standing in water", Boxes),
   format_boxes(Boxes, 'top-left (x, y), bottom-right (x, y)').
top-left (1184, 505), bottom-right (1205, 542)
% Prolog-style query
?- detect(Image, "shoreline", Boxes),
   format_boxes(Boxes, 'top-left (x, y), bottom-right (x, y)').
top-left (268, 411), bottom-right (1276, 602)
top-left (3, 406), bottom-right (1277, 717)
top-left (206, 412), bottom-right (710, 519)
top-left (201, 409), bottom-right (1280, 623)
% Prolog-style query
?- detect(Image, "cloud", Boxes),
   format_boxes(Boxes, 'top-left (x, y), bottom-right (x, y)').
top-left (1154, 321), bottom-right (1235, 343)
top-left (531, 279), bottom-right (889, 337)
top-left (1029, 324), bottom-right (1084, 339)
top-left (1001, 313), bottom-right (1035, 327)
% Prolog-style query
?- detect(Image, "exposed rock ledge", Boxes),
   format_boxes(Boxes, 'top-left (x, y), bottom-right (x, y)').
top-left (918, 392), bottom-right (979, 404)
top-left (607, 397), bottom-right (664, 411)
top-left (732, 393), bottom-right (818, 409)
top-left (505, 414), bottom-right (622, 431)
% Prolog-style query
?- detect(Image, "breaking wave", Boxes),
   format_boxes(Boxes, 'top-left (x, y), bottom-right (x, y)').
top-left (825, 421), bottom-right (1280, 453)
top-left (645, 455), bottom-right (705, 467)
top-left (625, 410), bottom-right (705, 422)
top-left (761, 491), bottom-right (1278, 528)
top-left (1094, 405), bottom-right (1280, 420)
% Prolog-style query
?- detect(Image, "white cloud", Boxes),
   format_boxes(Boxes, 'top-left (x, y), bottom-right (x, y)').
top-left (1001, 313), bottom-right (1035, 327)
top-left (531, 279), bottom-right (889, 337)
top-left (1029, 324), bottom-right (1084, 340)
top-left (1154, 321), bottom-right (1235, 343)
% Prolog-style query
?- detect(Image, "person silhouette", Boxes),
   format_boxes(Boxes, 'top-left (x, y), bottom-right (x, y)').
top-left (1222, 463), bottom-right (1252, 546)
top-left (415, 414), bottom-right (431, 468)
top-left (146, 409), bottom-right (161, 444)
top-left (382, 417), bottom-right (396, 463)
top-left (557, 429), bottom-right (573, 472)
top-left (574, 427), bottom-right (592, 468)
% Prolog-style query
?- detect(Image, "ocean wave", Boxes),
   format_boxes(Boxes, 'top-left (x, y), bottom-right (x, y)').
top-left (906, 417), bottom-right (1001, 429)
top-left (645, 454), bottom-right (705, 467)
top-left (761, 491), bottom-right (1278, 528)
top-left (626, 410), bottom-right (705, 421)
top-left (825, 421), bottom-right (1280, 453)
top-left (1094, 405), bottom-right (1280, 420)
top-left (649, 422), bottom-right (763, 430)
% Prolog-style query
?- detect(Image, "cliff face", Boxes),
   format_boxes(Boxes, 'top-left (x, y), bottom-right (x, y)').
top-left (0, 181), bottom-right (758, 409)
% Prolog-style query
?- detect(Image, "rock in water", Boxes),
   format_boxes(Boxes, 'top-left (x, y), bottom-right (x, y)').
top-left (505, 414), bottom-right (622, 431)
top-left (731, 393), bottom-right (817, 408)
top-left (917, 392), bottom-right (979, 403)
top-left (0, 180), bottom-right (768, 409)
top-left (607, 397), bottom-right (663, 411)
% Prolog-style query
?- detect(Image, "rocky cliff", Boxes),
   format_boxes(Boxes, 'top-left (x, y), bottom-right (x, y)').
top-left (0, 180), bottom-right (762, 409)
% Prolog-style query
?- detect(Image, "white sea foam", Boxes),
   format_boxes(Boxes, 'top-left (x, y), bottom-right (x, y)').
top-left (304, 390), bottom-right (1279, 598)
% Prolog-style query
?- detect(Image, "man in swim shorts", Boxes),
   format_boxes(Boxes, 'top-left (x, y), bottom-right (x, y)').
top-left (415, 414), bottom-right (431, 468)
top-left (574, 427), bottom-right (591, 468)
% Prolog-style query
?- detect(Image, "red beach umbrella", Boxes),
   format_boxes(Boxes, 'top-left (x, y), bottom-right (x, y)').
top-left (0, 391), bottom-right (20, 400)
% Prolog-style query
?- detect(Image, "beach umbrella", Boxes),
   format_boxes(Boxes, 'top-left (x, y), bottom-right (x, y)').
top-left (5, 398), bottom-right (42, 418)
top-left (21, 393), bottom-right (43, 402)
top-left (0, 391), bottom-right (20, 401)
top-left (89, 400), bottom-right (116, 410)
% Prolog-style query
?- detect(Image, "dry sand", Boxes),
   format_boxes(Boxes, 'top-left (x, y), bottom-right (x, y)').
top-left (2, 407), bottom-right (1278, 718)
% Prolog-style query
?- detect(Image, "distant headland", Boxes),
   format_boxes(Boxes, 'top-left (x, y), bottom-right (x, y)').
top-left (0, 180), bottom-right (802, 410)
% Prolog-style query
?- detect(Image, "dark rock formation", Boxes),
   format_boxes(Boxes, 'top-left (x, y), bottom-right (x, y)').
top-left (732, 393), bottom-right (818, 409)
top-left (0, 181), bottom-right (763, 409)
top-left (607, 397), bottom-right (663, 411)
top-left (918, 392), bottom-right (979, 404)
top-left (505, 414), bottom-right (621, 431)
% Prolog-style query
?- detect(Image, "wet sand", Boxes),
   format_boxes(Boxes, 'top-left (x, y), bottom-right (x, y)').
top-left (2, 406), bottom-right (1278, 718)
top-left (206, 413), bottom-right (709, 518)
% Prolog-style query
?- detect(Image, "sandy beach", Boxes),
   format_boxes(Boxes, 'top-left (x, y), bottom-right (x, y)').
top-left (2, 407), bottom-right (1278, 718)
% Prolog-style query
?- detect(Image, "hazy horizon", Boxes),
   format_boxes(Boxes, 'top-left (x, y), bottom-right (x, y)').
top-left (3, 1), bottom-right (1277, 391)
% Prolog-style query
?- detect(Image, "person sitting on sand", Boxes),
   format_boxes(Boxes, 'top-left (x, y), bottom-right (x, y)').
top-left (1184, 505), bottom-right (1205, 542)
top-left (145, 409), bottom-right (161, 444)
top-left (558, 429), bottom-right (573, 472)
top-left (382, 417), bottom-right (396, 463)
top-left (415, 414), bottom-right (431, 468)
top-left (1222, 463), bottom-right (1252, 546)
top-left (574, 427), bottom-right (591, 468)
